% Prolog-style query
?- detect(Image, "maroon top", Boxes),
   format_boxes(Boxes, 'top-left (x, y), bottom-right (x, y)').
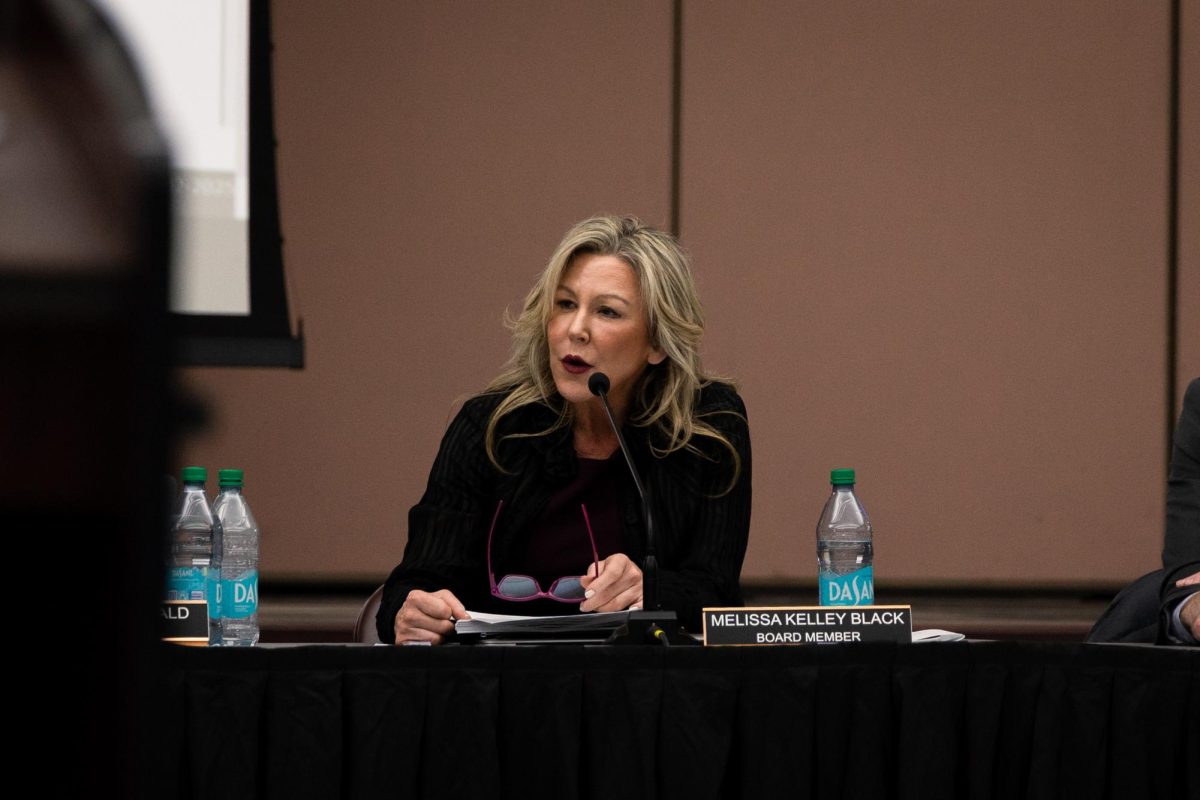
top-left (503, 452), bottom-right (627, 609)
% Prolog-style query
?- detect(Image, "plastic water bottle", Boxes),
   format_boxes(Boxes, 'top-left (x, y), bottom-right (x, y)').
top-left (816, 468), bottom-right (874, 606)
top-left (167, 466), bottom-right (222, 644)
top-left (213, 468), bottom-right (260, 645)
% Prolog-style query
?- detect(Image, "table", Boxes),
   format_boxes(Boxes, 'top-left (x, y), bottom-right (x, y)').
top-left (154, 641), bottom-right (1199, 800)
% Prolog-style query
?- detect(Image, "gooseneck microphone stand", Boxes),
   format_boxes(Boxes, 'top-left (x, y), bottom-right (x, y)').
top-left (587, 373), bottom-right (697, 646)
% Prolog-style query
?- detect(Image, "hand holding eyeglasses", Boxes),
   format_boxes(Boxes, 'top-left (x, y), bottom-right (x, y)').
top-left (579, 553), bottom-right (644, 613)
top-left (393, 589), bottom-right (471, 645)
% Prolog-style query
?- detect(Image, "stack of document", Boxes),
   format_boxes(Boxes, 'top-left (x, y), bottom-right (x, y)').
top-left (455, 610), bottom-right (628, 639)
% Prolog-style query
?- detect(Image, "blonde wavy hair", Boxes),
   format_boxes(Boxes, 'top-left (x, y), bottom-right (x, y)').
top-left (483, 215), bottom-right (741, 490)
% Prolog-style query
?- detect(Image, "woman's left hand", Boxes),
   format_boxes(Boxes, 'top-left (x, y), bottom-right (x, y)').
top-left (579, 553), bottom-right (643, 613)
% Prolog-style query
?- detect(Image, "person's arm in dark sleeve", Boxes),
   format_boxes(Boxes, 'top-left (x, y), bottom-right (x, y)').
top-left (1161, 378), bottom-right (1200, 643)
top-left (375, 398), bottom-right (496, 643)
top-left (656, 386), bottom-right (752, 630)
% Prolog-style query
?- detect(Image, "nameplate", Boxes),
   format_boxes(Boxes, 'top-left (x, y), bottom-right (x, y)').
top-left (161, 600), bottom-right (210, 644)
top-left (702, 605), bottom-right (912, 646)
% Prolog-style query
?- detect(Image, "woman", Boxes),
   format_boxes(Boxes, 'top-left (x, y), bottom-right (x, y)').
top-left (377, 216), bottom-right (751, 644)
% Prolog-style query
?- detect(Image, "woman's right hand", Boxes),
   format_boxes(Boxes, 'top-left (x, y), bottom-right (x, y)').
top-left (393, 589), bottom-right (470, 645)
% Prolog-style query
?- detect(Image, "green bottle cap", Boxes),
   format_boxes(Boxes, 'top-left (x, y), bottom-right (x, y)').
top-left (218, 468), bottom-right (244, 487)
top-left (180, 466), bottom-right (207, 483)
top-left (830, 468), bottom-right (856, 485)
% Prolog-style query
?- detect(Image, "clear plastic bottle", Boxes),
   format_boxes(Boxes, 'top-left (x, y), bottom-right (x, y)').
top-left (167, 466), bottom-right (222, 644)
top-left (816, 468), bottom-right (874, 606)
top-left (213, 468), bottom-right (260, 645)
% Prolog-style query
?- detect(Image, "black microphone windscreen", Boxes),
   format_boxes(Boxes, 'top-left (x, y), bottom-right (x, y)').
top-left (588, 372), bottom-right (611, 396)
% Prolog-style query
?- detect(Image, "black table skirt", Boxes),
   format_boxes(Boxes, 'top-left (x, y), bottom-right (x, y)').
top-left (155, 641), bottom-right (1199, 800)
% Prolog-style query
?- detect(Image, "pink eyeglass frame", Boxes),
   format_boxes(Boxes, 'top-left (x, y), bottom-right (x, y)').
top-left (486, 499), bottom-right (601, 603)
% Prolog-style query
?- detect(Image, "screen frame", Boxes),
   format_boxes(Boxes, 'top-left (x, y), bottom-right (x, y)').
top-left (171, 0), bottom-right (303, 368)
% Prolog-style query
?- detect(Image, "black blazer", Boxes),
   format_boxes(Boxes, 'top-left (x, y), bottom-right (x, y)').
top-left (376, 382), bottom-right (752, 641)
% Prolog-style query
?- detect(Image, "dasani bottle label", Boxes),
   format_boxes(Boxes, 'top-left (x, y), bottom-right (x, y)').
top-left (221, 570), bottom-right (259, 619)
top-left (167, 566), bottom-right (209, 601)
top-left (820, 565), bottom-right (874, 606)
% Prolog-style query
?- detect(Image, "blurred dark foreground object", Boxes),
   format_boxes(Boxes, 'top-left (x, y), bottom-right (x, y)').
top-left (0, 0), bottom-right (171, 794)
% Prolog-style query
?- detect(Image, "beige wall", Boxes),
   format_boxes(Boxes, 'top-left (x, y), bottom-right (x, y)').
top-left (177, 1), bottom-right (1195, 588)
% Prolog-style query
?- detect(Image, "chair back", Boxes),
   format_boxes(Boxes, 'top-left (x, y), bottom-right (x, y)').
top-left (353, 585), bottom-right (385, 644)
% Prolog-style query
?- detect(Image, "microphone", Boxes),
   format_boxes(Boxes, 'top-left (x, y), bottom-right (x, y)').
top-left (587, 372), bottom-right (693, 645)
top-left (586, 372), bottom-right (610, 397)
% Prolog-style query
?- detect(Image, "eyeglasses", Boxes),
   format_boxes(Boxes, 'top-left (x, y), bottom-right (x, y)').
top-left (486, 500), bottom-right (600, 603)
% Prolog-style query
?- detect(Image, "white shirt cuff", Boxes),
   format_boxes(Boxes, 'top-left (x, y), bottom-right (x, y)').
top-left (1169, 591), bottom-right (1198, 644)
